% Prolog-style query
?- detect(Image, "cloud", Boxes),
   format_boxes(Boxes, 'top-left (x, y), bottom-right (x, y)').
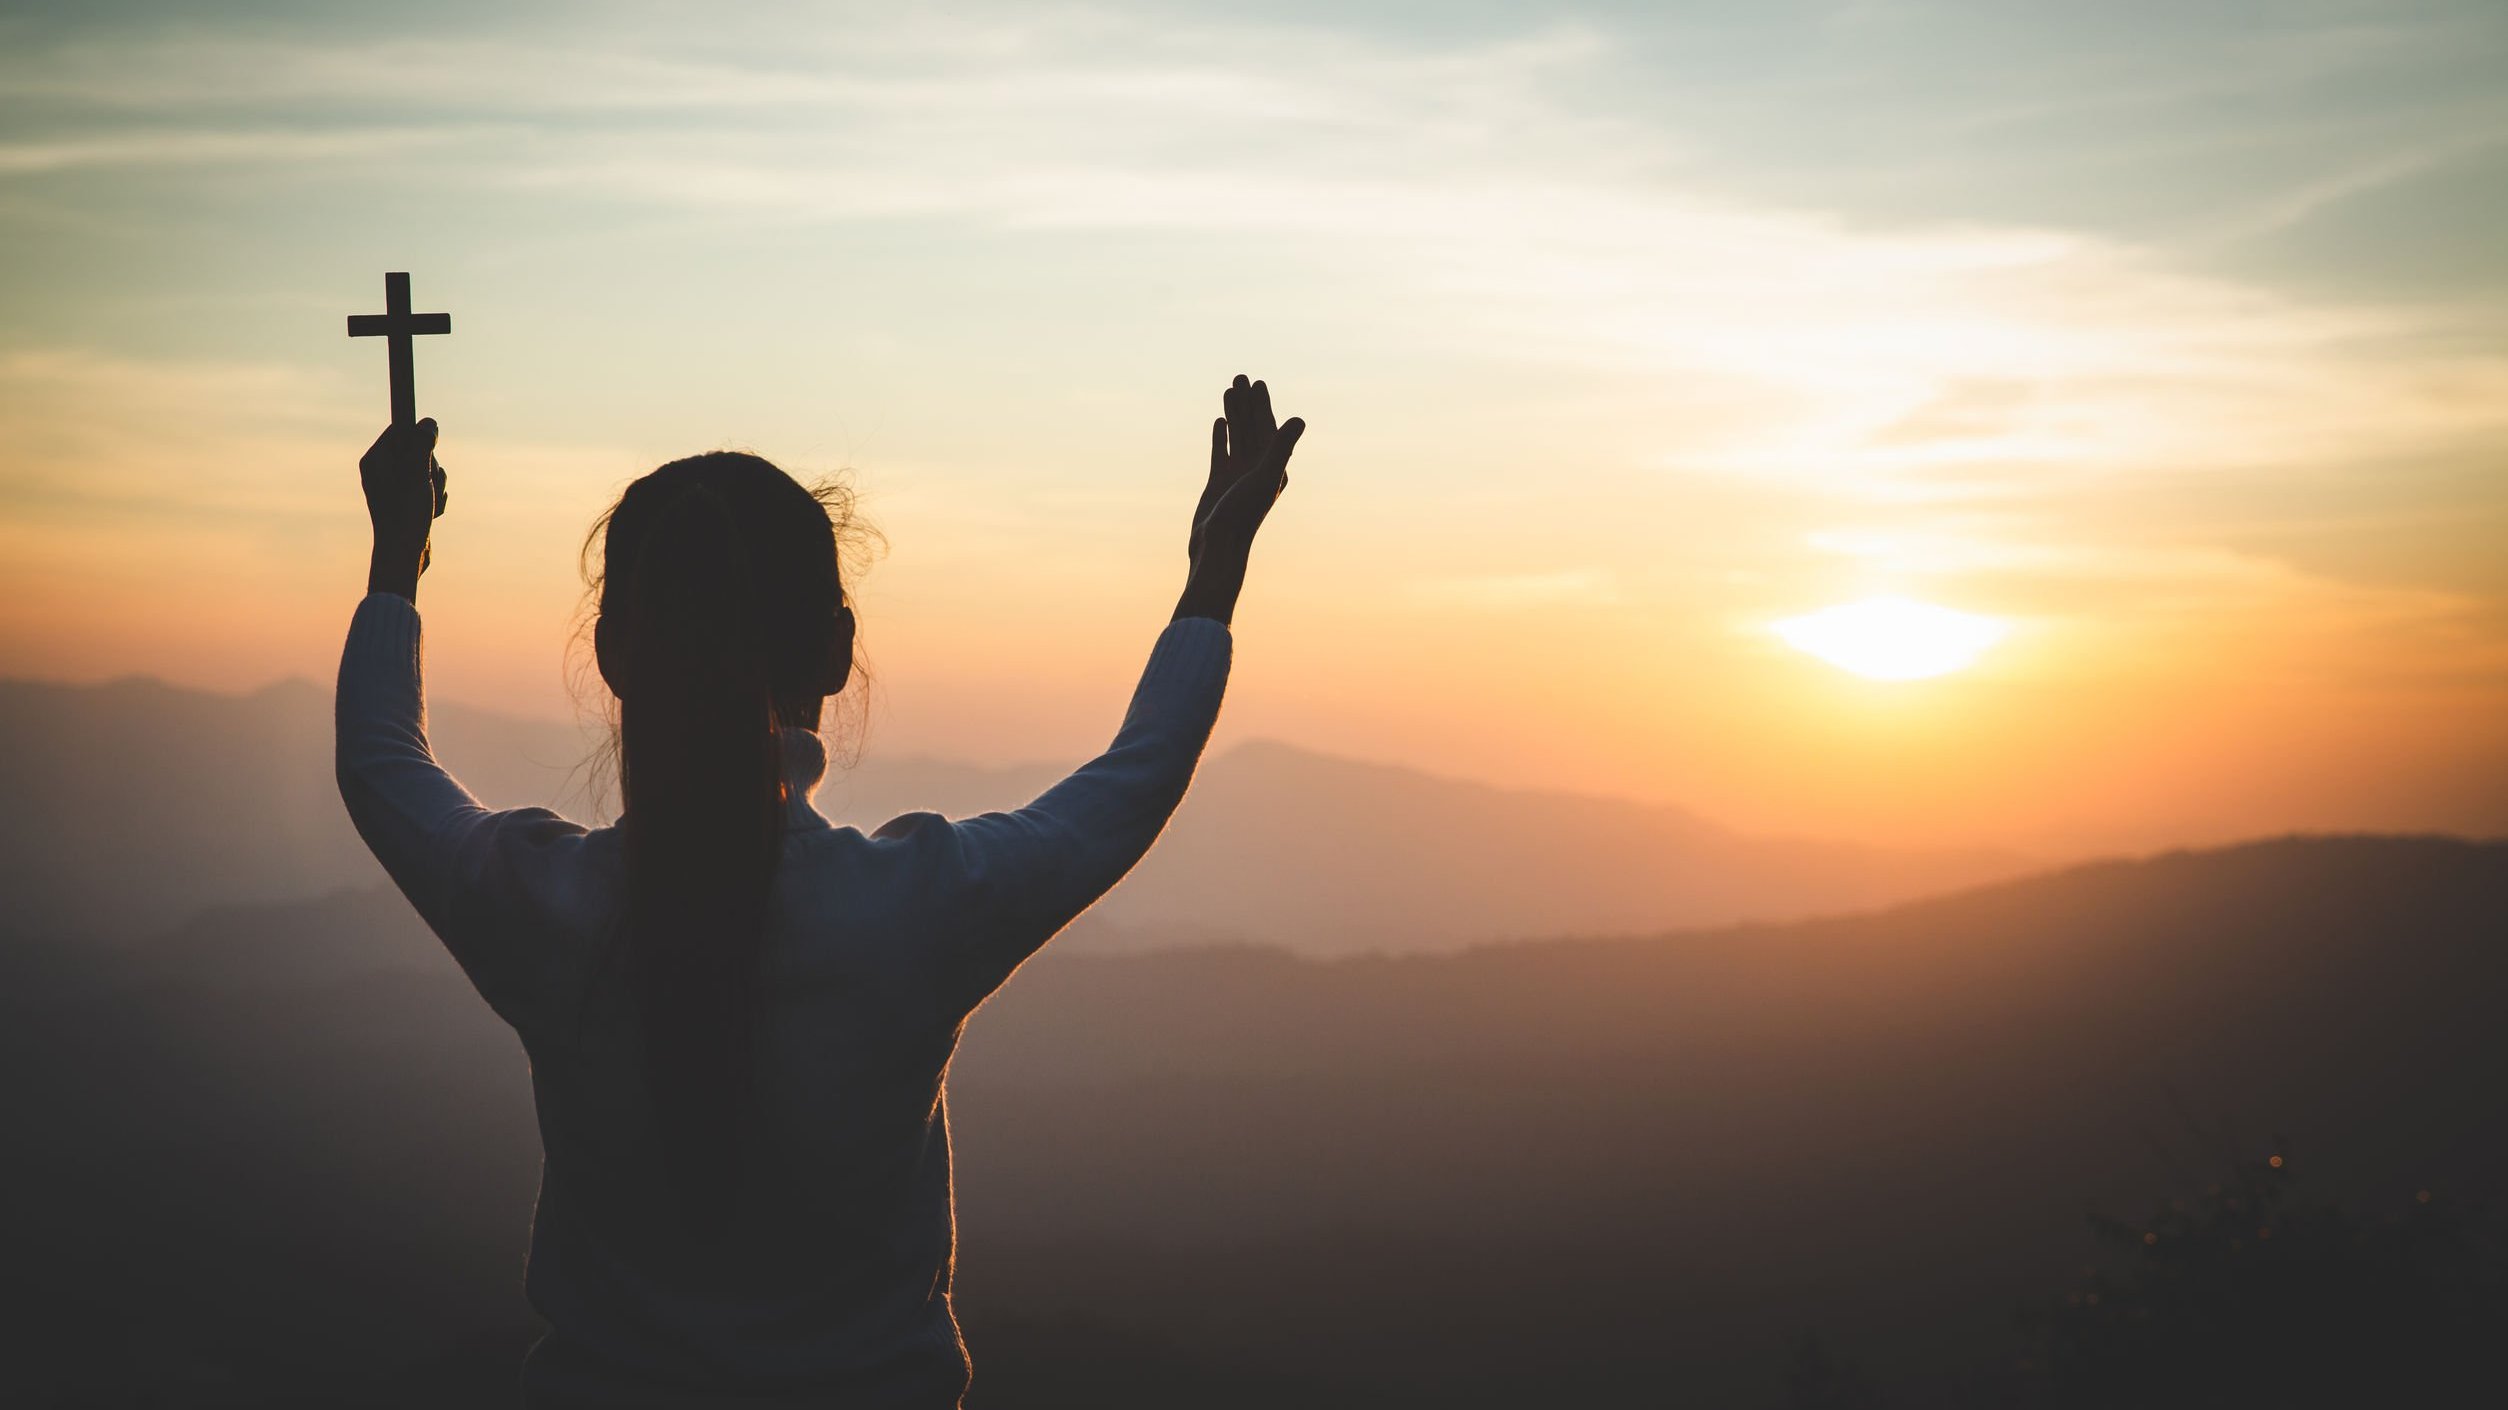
top-left (0, 349), bottom-right (623, 527)
top-left (0, 127), bottom-right (471, 175)
top-left (2196, 131), bottom-right (2508, 247)
top-left (3, 5), bottom-right (2504, 645)
top-left (0, 349), bottom-right (350, 519)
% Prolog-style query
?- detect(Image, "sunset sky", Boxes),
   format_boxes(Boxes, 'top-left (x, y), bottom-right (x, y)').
top-left (2, 0), bottom-right (2504, 853)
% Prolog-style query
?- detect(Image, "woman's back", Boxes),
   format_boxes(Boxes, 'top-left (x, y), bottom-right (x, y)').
top-left (519, 788), bottom-right (968, 1403)
top-left (338, 378), bottom-right (1298, 1407)
top-left (340, 594), bottom-right (1236, 1405)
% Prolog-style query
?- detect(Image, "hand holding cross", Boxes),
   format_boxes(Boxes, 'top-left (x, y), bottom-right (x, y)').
top-left (349, 273), bottom-right (452, 601)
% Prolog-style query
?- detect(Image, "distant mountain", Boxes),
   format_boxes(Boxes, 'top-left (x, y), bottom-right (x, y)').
top-left (8, 836), bottom-right (2501, 1404)
top-left (0, 675), bottom-right (592, 939)
top-left (0, 674), bottom-right (2026, 950)
top-left (1060, 739), bottom-right (2025, 953)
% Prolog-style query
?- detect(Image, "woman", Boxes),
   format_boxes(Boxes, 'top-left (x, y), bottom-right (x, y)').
top-left (337, 377), bottom-right (1305, 1407)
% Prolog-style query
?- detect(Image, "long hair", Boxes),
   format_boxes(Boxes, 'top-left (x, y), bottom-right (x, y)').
top-left (584, 452), bottom-right (864, 1230)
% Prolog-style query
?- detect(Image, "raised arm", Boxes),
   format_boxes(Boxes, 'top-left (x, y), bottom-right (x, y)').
top-left (337, 419), bottom-right (582, 1022)
top-left (909, 376), bottom-right (1305, 1007)
top-left (339, 417), bottom-right (477, 930)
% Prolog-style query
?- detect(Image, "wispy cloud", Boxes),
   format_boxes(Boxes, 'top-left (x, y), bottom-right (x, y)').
top-left (7, 14), bottom-right (2501, 485)
top-left (0, 5), bottom-right (2503, 751)
top-left (8, 12), bottom-right (2503, 599)
top-left (2196, 132), bottom-right (2508, 247)
top-left (0, 127), bottom-right (478, 174)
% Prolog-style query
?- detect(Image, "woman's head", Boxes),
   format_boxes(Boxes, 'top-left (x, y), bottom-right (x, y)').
top-left (582, 451), bottom-right (866, 1231)
top-left (592, 452), bottom-right (856, 729)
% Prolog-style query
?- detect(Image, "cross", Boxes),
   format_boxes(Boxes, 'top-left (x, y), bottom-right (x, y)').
top-left (346, 272), bottom-right (451, 429)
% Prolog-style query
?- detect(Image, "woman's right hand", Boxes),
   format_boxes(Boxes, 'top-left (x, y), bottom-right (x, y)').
top-left (1177, 375), bottom-right (1304, 626)
top-left (360, 417), bottom-right (448, 601)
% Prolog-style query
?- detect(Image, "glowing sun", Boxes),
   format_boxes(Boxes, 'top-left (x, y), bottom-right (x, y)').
top-left (1773, 597), bottom-right (2009, 681)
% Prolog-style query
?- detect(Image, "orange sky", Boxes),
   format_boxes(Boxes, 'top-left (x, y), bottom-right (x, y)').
top-left (3, 2), bottom-right (2505, 854)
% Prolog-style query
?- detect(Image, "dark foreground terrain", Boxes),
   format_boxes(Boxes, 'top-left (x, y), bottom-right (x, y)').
top-left (5, 836), bottom-right (2503, 1406)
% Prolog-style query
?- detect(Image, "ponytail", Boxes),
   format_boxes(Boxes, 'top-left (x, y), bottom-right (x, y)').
top-left (611, 484), bottom-right (784, 1230)
top-left (589, 451), bottom-right (860, 1234)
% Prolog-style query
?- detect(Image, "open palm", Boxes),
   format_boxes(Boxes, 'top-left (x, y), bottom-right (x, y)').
top-left (1190, 375), bottom-right (1305, 563)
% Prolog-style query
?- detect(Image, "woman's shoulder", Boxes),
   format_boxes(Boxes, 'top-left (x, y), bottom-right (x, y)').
top-left (458, 807), bottom-right (621, 904)
top-left (772, 812), bottom-right (987, 935)
top-left (780, 810), bottom-right (958, 876)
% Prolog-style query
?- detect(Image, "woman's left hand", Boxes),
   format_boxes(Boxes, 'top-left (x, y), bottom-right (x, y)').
top-left (1189, 376), bottom-right (1303, 566)
top-left (1176, 376), bottom-right (1303, 627)
top-left (360, 418), bottom-right (448, 600)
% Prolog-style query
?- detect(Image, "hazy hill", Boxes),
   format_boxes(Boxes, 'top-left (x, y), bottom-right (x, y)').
top-left (8, 835), bottom-right (2501, 1405)
top-left (0, 673), bottom-right (2023, 950)
top-left (1073, 738), bottom-right (2023, 953)
top-left (0, 675), bottom-right (591, 939)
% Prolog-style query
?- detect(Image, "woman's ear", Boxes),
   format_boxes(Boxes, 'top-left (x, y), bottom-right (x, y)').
top-left (818, 605), bottom-right (857, 696)
top-left (594, 614), bottom-right (629, 697)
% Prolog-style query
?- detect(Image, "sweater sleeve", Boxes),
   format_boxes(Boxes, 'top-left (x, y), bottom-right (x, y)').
top-left (884, 616), bottom-right (1232, 1013)
top-left (336, 591), bottom-right (589, 1028)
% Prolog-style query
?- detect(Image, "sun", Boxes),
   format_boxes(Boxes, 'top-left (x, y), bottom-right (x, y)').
top-left (1772, 597), bottom-right (2009, 681)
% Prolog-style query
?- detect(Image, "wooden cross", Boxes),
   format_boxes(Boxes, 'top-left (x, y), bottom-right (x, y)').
top-left (346, 272), bottom-right (451, 429)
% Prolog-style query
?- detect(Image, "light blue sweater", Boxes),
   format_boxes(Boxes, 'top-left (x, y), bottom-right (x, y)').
top-left (335, 591), bottom-right (1232, 1407)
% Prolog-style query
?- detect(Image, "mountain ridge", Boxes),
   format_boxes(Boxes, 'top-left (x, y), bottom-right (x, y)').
top-left (0, 671), bottom-right (2032, 951)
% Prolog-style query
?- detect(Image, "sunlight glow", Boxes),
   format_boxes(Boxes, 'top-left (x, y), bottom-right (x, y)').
top-left (1772, 598), bottom-right (2010, 681)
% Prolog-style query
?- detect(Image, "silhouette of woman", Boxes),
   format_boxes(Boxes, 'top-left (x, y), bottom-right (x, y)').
top-left (337, 378), bottom-right (1304, 1407)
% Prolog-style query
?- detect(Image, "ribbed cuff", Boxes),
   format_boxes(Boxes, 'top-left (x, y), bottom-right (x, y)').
top-left (339, 590), bottom-right (425, 723)
top-left (1135, 615), bottom-right (1233, 720)
top-left (348, 590), bottom-right (422, 670)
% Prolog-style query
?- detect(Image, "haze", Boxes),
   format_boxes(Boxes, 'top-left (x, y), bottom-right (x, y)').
top-left (2, 0), bottom-right (2504, 854)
